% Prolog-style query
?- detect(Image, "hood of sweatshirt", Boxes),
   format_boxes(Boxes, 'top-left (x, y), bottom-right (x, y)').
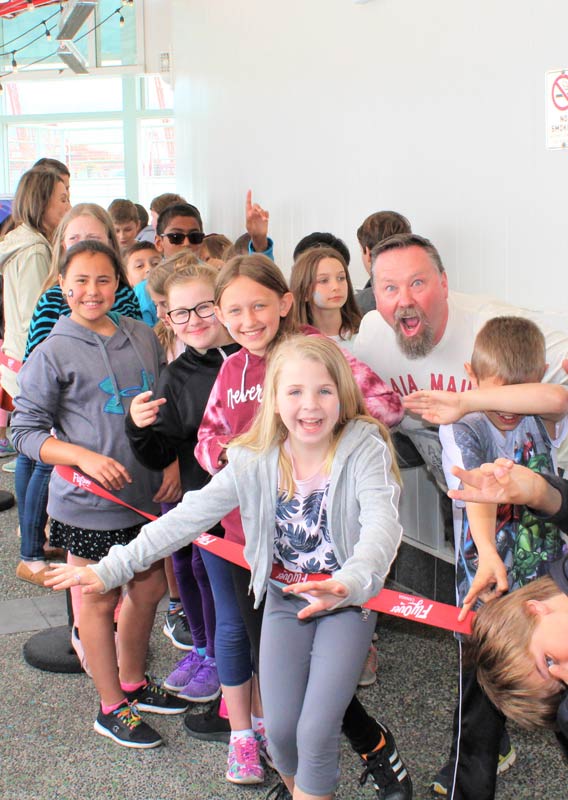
top-left (0, 224), bottom-right (50, 270)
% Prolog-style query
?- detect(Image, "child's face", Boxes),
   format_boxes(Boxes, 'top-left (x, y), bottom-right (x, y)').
top-left (148, 288), bottom-right (169, 323)
top-left (125, 248), bottom-right (160, 287)
top-left (215, 275), bottom-right (293, 357)
top-left (59, 252), bottom-right (118, 332)
top-left (476, 376), bottom-right (525, 432)
top-left (167, 280), bottom-right (223, 351)
top-left (528, 596), bottom-right (568, 687)
top-left (114, 220), bottom-right (139, 250)
top-left (156, 215), bottom-right (203, 257)
top-left (275, 356), bottom-right (340, 452)
top-left (312, 257), bottom-right (348, 310)
top-left (63, 215), bottom-right (109, 249)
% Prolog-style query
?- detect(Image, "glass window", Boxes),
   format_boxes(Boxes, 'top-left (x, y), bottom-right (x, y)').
top-left (138, 117), bottom-right (176, 206)
top-left (3, 78), bottom-right (123, 115)
top-left (7, 120), bottom-right (125, 204)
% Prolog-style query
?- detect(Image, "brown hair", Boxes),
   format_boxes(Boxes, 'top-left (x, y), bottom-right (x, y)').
top-left (232, 335), bottom-right (400, 497)
top-left (214, 254), bottom-right (296, 352)
top-left (150, 192), bottom-right (186, 215)
top-left (223, 233), bottom-right (251, 261)
top-left (12, 168), bottom-right (65, 238)
top-left (471, 317), bottom-right (546, 385)
top-left (467, 576), bottom-right (565, 730)
top-left (41, 203), bottom-right (124, 294)
top-left (370, 233), bottom-right (445, 279)
top-left (357, 211), bottom-right (411, 253)
top-left (107, 198), bottom-right (139, 225)
top-left (124, 240), bottom-right (159, 261)
top-left (199, 234), bottom-right (232, 261)
top-left (289, 246), bottom-right (361, 339)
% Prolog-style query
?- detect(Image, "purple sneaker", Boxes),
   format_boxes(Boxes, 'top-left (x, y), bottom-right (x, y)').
top-left (163, 650), bottom-right (204, 692)
top-left (177, 657), bottom-right (221, 703)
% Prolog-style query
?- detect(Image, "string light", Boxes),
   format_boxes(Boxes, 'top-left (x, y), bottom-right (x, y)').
top-left (0, 3), bottom-right (131, 80)
top-left (27, 0), bottom-right (34, 11)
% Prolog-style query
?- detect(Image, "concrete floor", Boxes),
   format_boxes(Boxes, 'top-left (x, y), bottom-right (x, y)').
top-left (0, 468), bottom-right (565, 800)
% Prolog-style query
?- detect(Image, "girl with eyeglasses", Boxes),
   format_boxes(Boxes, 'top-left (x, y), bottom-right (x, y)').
top-left (127, 261), bottom-right (239, 704)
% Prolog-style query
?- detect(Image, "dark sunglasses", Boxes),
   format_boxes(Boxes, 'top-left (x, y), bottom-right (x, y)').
top-left (160, 230), bottom-right (205, 246)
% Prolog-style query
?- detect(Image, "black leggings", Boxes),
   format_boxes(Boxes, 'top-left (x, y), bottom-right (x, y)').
top-left (230, 563), bottom-right (381, 754)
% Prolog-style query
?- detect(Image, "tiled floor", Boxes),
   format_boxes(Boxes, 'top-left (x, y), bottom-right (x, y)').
top-left (1, 472), bottom-right (566, 799)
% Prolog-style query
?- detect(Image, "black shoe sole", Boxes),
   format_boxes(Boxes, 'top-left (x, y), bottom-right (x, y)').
top-left (94, 720), bottom-right (163, 748)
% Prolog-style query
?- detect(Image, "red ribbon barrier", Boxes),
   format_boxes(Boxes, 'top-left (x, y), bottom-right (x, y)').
top-left (55, 464), bottom-right (474, 635)
top-left (0, 350), bottom-right (23, 373)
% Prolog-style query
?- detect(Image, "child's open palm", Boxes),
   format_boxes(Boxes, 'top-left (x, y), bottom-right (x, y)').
top-left (283, 579), bottom-right (349, 619)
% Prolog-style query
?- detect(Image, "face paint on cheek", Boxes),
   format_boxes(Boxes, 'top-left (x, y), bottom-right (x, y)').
top-left (312, 290), bottom-right (326, 309)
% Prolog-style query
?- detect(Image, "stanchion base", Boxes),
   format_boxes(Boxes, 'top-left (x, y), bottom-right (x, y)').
top-left (23, 625), bottom-right (83, 673)
top-left (0, 489), bottom-right (15, 511)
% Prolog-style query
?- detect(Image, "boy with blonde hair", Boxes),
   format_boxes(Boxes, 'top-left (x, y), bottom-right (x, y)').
top-left (403, 315), bottom-right (568, 800)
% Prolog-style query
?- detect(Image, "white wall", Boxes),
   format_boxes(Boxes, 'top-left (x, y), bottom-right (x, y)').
top-left (171, 0), bottom-right (568, 312)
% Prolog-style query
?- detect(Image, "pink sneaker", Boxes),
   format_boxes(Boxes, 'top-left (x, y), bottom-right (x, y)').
top-left (226, 733), bottom-right (264, 784)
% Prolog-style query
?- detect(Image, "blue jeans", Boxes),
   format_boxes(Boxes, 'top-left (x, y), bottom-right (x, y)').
top-left (199, 548), bottom-right (252, 686)
top-left (15, 453), bottom-right (53, 561)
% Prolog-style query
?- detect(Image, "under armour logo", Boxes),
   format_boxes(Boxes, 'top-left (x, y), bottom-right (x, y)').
top-left (99, 370), bottom-right (153, 414)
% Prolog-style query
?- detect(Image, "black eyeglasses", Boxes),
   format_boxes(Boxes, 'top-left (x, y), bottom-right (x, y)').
top-left (160, 230), bottom-right (205, 246)
top-left (167, 301), bottom-right (215, 324)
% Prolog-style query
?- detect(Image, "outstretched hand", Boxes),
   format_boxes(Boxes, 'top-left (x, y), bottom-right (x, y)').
top-left (449, 459), bottom-right (538, 506)
top-left (44, 563), bottom-right (105, 594)
top-left (245, 189), bottom-right (269, 253)
top-left (402, 390), bottom-right (465, 425)
top-left (282, 579), bottom-right (349, 620)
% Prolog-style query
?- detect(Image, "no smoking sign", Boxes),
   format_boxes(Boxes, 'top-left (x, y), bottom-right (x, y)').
top-left (546, 69), bottom-right (568, 148)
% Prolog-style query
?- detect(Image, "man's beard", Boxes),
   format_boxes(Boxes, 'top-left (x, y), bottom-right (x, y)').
top-left (394, 306), bottom-right (436, 359)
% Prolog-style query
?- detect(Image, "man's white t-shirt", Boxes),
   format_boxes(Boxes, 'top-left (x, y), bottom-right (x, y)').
top-left (354, 290), bottom-right (568, 484)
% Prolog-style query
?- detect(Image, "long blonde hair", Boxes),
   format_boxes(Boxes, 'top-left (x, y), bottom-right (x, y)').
top-left (40, 203), bottom-right (123, 295)
top-left (232, 335), bottom-right (400, 498)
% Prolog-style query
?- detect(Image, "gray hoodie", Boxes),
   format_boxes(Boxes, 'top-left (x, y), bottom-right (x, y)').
top-left (92, 419), bottom-right (403, 608)
top-left (11, 313), bottom-right (164, 530)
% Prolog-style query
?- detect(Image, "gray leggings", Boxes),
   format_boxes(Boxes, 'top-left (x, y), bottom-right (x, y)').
top-left (259, 581), bottom-right (377, 796)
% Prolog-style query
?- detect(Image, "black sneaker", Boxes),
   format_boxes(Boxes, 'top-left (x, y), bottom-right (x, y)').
top-left (163, 607), bottom-right (193, 650)
top-left (266, 781), bottom-right (292, 799)
top-left (360, 724), bottom-right (412, 800)
top-left (94, 702), bottom-right (162, 749)
top-left (124, 676), bottom-right (190, 714)
top-left (183, 695), bottom-right (231, 743)
top-left (431, 730), bottom-right (515, 796)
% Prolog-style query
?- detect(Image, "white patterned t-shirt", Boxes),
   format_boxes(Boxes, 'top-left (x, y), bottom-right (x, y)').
top-left (274, 465), bottom-right (339, 574)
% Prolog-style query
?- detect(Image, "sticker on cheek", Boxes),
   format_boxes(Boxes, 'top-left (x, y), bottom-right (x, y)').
top-left (312, 290), bottom-right (326, 309)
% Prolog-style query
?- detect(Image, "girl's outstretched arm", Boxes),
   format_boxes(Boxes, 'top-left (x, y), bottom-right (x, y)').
top-left (45, 563), bottom-right (105, 594)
